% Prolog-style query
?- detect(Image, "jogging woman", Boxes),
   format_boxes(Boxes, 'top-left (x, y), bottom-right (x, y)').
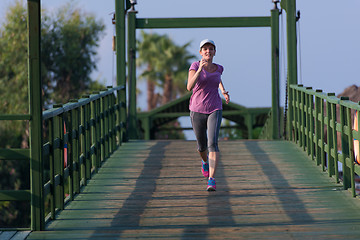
top-left (187, 39), bottom-right (230, 191)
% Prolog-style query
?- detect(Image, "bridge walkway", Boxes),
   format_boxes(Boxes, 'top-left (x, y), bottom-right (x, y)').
top-left (27, 140), bottom-right (360, 239)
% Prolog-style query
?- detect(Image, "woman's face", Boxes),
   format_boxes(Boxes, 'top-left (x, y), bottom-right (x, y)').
top-left (200, 43), bottom-right (216, 61)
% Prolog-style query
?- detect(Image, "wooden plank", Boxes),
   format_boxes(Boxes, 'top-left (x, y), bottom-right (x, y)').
top-left (11, 231), bottom-right (31, 240)
top-left (27, 140), bottom-right (360, 239)
top-left (0, 231), bottom-right (16, 240)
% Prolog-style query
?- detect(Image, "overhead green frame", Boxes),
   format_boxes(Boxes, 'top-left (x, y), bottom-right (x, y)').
top-left (136, 17), bottom-right (271, 29)
top-left (127, 6), bottom-right (282, 140)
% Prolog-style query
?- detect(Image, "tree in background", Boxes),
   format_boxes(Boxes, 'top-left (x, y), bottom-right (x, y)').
top-left (137, 31), bottom-right (195, 110)
top-left (137, 31), bottom-right (163, 111)
top-left (41, 2), bottom-right (105, 106)
top-left (0, 1), bottom-right (105, 227)
top-left (137, 31), bottom-right (195, 140)
top-left (0, 1), bottom-right (29, 149)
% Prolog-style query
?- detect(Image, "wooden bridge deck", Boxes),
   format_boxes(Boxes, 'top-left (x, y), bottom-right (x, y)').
top-left (27, 140), bottom-right (360, 239)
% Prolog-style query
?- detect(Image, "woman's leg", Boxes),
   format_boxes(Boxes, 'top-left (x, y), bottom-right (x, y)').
top-left (199, 150), bottom-right (208, 162)
top-left (190, 111), bottom-right (208, 161)
top-left (207, 110), bottom-right (222, 178)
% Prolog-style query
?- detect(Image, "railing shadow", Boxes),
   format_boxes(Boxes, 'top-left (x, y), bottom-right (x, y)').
top-left (90, 141), bottom-right (170, 239)
top-left (181, 156), bottom-right (236, 239)
top-left (244, 141), bottom-right (314, 224)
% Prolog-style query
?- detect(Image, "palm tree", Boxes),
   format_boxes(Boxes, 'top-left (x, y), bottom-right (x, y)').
top-left (155, 37), bottom-right (195, 104)
top-left (137, 31), bottom-right (162, 110)
top-left (137, 31), bottom-right (195, 109)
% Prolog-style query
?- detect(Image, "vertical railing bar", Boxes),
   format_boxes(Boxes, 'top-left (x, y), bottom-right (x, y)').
top-left (319, 94), bottom-right (325, 170)
top-left (308, 90), bottom-right (314, 159)
top-left (95, 97), bottom-right (101, 167)
top-left (70, 101), bottom-right (81, 194)
top-left (90, 96), bottom-right (98, 173)
top-left (60, 112), bottom-right (65, 208)
top-left (107, 87), bottom-right (114, 153)
top-left (100, 94), bottom-right (105, 162)
top-left (326, 94), bottom-right (335, 177)
top-left (64, 112), bottom-right (72, 200)
top-left (85, 97), bottom-right (92, 179)
top-left (296, 86), bottom-right (302, 147)
top-left (116, 88), bottom-right (122, 145)
top-left (80, 102), bottom-right (87, 186)
top-left (111, 93), bottom-right (117, 151)
top-left (301, 90), bottom-right (306, 151)
top-left (292, 87), bottom-right (298, 144)
top-left (48, 118), bottom-right (55, 220)
top-left (305, 91), bottom-right (310, 156)
top-left (340, 97), bottom-right (350, 190)
top-left (52, 104), bottom-right (63, 210)
top-left (104, 93), bottom-right (110, 158)
top-left (314, 91), bottom-right (320, 166)
top-left (346, 106), bottom-right (356, 197)
top-left (331, 102), bottom-right (340, 183)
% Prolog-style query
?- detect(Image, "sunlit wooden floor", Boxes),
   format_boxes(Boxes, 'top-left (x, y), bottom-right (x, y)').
top-left (27, 140), bottom-right (360, 239)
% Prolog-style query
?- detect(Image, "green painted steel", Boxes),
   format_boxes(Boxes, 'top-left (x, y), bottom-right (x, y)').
top-left (0, 114), bottom-right (32, 120)
top-left (41, 87), bottom-right (125, 227)
top-left (271, 6), bottom-right (280, 139)
top-left (0, 87), bottom-right (124, 230)
top-left (134, 9), bottom-right (281, 140)
top-left (0, 149), bottom-right (30, 160)
top-left (0, 190), bottom-right (31, 201)
top-left (27, 0), bottom-right (44, 231)
top-left (136, 17), bottom-right (271, 29)
top-left (284, 0), bottom-right (298, 140)
top-left (115, 0), bottom-right (127, 142)
top-left (127, 9), bottom-right (138, 139)
top-left (290, 84), bottom-right (360, 197)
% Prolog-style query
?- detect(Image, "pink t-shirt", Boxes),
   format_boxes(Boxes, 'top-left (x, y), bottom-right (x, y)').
top-left (189, 61), bottom-right (224, 114)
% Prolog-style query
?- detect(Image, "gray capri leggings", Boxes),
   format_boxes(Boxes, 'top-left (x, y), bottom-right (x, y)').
top-left (190, 110), bottom-right (222, 153)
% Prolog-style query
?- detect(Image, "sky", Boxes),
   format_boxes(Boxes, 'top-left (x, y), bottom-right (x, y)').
top-left (1, 0), bottom-right (360, 138)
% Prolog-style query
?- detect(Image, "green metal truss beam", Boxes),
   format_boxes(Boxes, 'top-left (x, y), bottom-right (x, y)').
top-left (136, 17), bottom-right (271, 29)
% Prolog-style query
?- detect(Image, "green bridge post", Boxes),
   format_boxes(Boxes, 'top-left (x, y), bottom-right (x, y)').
top-left (27, 0), bottom-right (44, 231)
top-left (271, 3), bottom-right (280, 139)
top-left (127, 5), bottom-right (139, 139)
top-left (115, 0), bottom-right (127, 142)
top-left (282, 0), bottom-right (298, 140)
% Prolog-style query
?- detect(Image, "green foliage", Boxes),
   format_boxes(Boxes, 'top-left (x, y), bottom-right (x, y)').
top-left (137, 31), bottom-right (195, 139)
top-left (219, 119), bottom-right (263, 139)
top-left (41, 2), bottom-right (105, 105)
top-left (0, 1), bottom-right (29, 147)
top-left (219, 120), bottom-right (244, 140)
top-left (155, 120), bottom-right (186, 140)
top-left (0, 0), bottom-right (106, 228)
top-left (137, 31), bottom-right (195, 109)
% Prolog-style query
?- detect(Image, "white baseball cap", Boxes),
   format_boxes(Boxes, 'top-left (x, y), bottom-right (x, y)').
top-left (199, 39), bottom-right (216, 49)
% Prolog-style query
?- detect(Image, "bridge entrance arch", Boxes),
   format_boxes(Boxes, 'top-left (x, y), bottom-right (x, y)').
top-left (121, 1), bottom-right (295, 140)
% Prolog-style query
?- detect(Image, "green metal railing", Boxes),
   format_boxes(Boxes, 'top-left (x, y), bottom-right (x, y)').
top-left (259, 110), bottom-right (273, 140)
top-left (289, 84), bottom-right (360, 197)
top-left (0, 86), bottom-right (125, 230)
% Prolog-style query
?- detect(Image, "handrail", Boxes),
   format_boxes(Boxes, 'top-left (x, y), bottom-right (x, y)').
top-left (41, 86), bottom-right (125, 223)
top-left (289, 84), bottom-right (360, 197)
top-left (0, 85), bottom-right (126, 230)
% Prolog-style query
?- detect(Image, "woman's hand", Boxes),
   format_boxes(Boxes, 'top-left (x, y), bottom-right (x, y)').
top-left (222, 91), bottom-right (230, 104)
top-left (198, 58), bottom-right (207, 71)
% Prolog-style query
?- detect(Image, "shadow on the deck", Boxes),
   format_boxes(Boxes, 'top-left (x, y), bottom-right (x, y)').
top-left (90, 141), bottom-right (170, 239)
top-left (244, 141), bottom-right (314, 224)
top-left (181, 154), bottom-right (236, 239)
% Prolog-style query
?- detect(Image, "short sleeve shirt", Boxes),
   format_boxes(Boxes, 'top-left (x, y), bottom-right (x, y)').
top-left (189, 61), bottom-right (224, 114)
